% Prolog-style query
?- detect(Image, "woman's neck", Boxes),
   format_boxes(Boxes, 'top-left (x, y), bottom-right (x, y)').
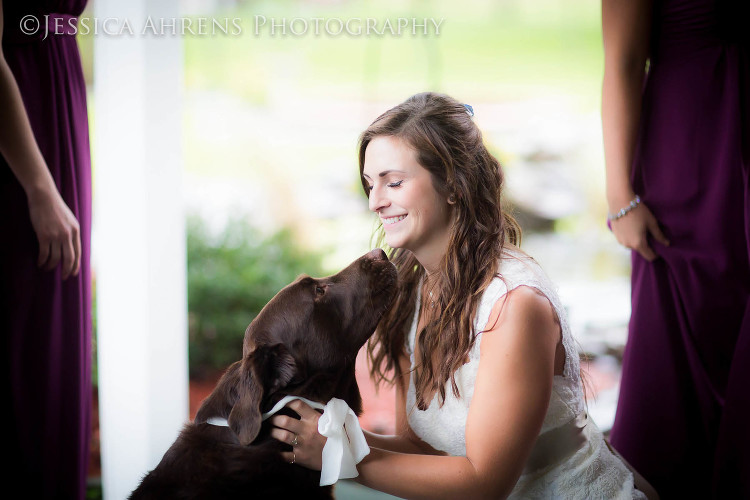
top-left (412, 212), bottom-right (454, 275)
top-left (414, 241), bottom-right (447, 277)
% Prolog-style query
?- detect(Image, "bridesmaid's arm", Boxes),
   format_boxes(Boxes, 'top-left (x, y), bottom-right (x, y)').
top-left (0, 2), bottom-right (54, 198)
top-left (0, 0), bottom-right (81, 278)
top-left (601, 0), bottom-right (669, 261)
top-left (601, 0), bottom-right (651, 210)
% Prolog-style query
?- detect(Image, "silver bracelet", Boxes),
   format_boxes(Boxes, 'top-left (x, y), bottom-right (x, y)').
top-left (608, 195), bottom-right (641, 221)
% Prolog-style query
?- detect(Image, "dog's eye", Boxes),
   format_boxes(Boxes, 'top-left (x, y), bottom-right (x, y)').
top-left (315, 285), bottom-right (326, 296)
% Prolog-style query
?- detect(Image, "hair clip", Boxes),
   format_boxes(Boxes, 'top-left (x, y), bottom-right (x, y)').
top-left (463, 104), bottom-right (474, 117)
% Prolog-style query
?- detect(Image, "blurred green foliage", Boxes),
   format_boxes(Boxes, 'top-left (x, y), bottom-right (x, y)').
top-left (187, 215), bottom-right (325, 379)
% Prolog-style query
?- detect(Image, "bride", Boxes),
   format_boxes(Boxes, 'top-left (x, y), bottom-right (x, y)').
top-left (271, 92), bottom-right (658, 499)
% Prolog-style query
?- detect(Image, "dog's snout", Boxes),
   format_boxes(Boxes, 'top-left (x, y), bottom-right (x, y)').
top-left (367, 248), bottom-right (387, 261)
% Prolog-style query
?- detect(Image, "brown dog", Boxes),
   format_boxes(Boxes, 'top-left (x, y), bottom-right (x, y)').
top-left (129, 249), bottom-right (396, 499)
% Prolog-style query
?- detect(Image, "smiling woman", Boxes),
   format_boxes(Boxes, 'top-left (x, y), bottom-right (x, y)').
top-left (357, 94), bottom-right (521, 419)
top-left (270, 92), bottom-right (657, 499)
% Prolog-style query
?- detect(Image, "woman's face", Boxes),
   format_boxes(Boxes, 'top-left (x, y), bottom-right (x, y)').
top-left (362, 135), bottom-right (453, 266)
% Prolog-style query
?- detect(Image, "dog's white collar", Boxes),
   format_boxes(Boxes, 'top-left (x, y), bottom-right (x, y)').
top-left (204, 396), bottom-right (325, 428)
top-left (206, 416), bottom-right (230, 427)
top-left (261, 395), bottom-right (326, 420)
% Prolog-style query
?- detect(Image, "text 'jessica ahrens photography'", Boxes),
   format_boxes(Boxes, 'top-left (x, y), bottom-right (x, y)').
top-left (19, 15), bottom-right (446, 39)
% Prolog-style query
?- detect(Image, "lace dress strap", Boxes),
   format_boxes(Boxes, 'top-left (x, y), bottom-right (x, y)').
top-left (406, 250), bottom-right (580, 386)
top-left (472, 251), bottom-right (580, 384)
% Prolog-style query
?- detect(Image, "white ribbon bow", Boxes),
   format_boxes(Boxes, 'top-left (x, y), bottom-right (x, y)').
top-left (261, 395), bottom-right (370, 486)
top-left (317, 398), bottom-right (370, 486)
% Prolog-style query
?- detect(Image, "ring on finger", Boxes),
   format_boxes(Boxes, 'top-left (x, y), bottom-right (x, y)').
top-left (291, 434), bottom-right (299, 447)
top-left (290, 451), bottom-right (296, 464)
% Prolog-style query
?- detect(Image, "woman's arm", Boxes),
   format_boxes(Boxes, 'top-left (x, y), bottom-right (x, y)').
top-left (601, 0), bottom-right (669, 261)
top-left (354, 286), bottom-right (559, 499)
top-left (0, 0), bottom-right (81, 278)
top-left (274, 285), bottom-right (560, 499)
top-left (362, 352), bottom-right (447, 456)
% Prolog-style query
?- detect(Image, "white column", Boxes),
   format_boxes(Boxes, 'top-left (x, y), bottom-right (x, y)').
top-left (93, 1), bottom-right (187, 499)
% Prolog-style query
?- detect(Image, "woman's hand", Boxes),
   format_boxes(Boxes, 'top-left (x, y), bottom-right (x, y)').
top-left (26, 183), bottom-right (81, 279)
top-left (270, 399), bottom-right (327, 469)
top-left (609, 200), bottom-right (669, 261)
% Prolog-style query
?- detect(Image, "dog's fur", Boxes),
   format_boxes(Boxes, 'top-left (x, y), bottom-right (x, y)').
top-left (129, 249), bottom-right (397, 499)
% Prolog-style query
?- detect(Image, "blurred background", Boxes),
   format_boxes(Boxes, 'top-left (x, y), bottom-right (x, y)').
top-left (79, 0), bottom-right (632, 497)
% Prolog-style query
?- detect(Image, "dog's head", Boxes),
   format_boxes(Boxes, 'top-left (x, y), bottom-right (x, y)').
top-left (195, 249), bottom-right (397, 445)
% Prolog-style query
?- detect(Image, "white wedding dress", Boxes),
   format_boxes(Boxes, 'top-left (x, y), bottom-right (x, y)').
top-left (405, 248), bottom-right (646, 499)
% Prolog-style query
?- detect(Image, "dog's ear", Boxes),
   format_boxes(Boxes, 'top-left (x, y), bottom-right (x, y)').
top-left (194, 361), bottom-right (243, 424)
top-left (229, 343), bottom-right (297, 445)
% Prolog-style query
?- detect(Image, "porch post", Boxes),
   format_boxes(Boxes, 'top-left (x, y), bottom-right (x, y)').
top-left (93, 1), bottom-right (188, 498)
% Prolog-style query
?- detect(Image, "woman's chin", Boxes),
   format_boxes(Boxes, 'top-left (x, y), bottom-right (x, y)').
top-left (384, 233), bottom-right (407, 251)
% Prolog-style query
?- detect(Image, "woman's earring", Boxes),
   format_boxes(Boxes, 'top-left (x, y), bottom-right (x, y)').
top-left (448, 194), bottom-right (457, 204)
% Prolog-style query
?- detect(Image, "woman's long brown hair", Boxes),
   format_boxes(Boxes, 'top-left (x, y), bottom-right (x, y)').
top-left (358, 92), bottom-right (522, 409)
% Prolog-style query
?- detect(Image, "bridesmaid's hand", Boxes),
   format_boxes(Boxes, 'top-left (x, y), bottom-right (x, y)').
top-left (26, 183), bottom-right (81, 279)
top-left (609, 200), bottom-right (670, 261)
top-left (270, 399), bottom-right (327, 470)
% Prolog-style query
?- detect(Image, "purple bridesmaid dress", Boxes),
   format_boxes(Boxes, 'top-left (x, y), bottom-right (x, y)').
top-left (1, 1), bottom-right (92, 498)
top-left (608, 0), bottom-right (749, 498)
